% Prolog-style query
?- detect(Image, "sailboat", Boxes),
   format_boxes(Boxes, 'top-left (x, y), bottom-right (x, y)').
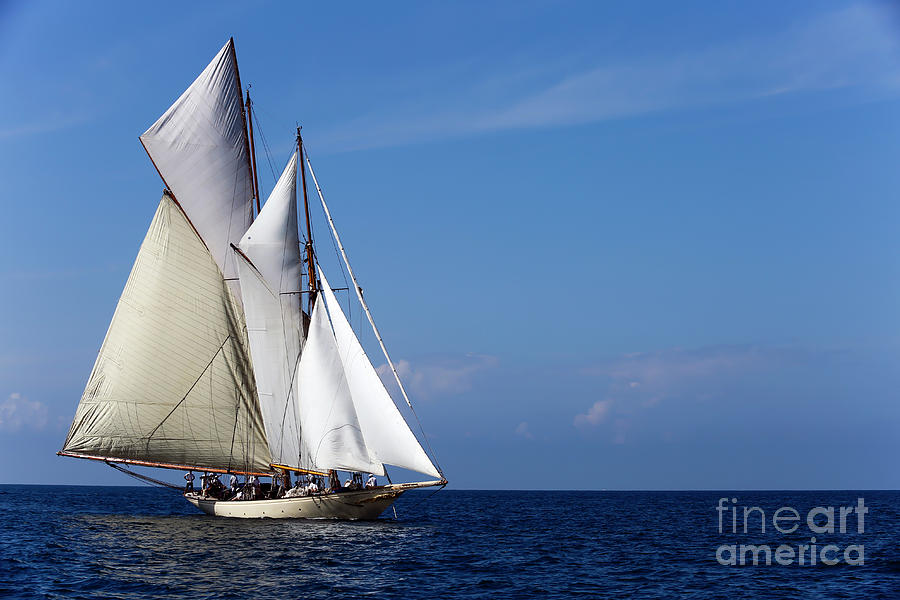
top-left (58, 39), bottom-right (446, 519)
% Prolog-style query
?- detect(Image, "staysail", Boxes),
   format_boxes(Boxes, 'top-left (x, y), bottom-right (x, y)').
top-left (319, 269), bottom-right (441, 478)
top-left (62, 193), bottom-right (271, 473)
top-left (139, 38), bottom-right (254, 281)
top-left (297, 288), bottom-right (382, 475)
top-left (235, 152), bottom-right (304, 470)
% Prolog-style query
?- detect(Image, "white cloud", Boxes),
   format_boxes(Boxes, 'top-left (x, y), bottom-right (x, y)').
top-left (0, 112), bottom-right (90, 141)
top-left (584, 345), bottom-right (762, 395)
top-left (574, 399), bottom-right (613, 427)
top-left (378, 353), bottom-right (498, 401)
top-left (0, 392), bottom-right (48, 432)
top-left (319, 3), bottom-right (900, 152)
top-left (515, 421), bottom-right (534, 440)
top-left (574, 345), bottom-right (773, 434)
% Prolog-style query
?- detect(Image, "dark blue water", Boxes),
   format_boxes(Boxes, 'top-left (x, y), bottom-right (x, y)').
top-left (1, 486), bottom-right (899, 599)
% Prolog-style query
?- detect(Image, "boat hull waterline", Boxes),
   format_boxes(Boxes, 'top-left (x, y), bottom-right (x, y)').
top-left (184, 480), bottom-right (443, 519)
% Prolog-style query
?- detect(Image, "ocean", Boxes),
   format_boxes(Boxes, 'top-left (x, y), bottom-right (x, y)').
top-left (1, 486), bottom-right (898, 598)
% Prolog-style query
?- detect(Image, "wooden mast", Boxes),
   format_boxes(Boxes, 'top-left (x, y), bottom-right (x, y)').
top-left (228, 38), bottom-right (256, 223)
top-left (246, 91), bottom-right (262, 216)
top-left (298, 127), bottom-right (316, 313)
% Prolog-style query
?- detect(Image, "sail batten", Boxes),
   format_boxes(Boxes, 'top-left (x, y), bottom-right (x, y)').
top-left (62, 193), bottom-right (271, 473)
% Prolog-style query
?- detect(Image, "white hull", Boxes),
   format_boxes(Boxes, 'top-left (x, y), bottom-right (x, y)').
top-left (184, 480), bottom-right (443, 520)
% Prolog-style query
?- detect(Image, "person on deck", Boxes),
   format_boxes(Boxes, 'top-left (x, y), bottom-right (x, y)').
top-left (281, 469), bottom-right (291, 495)
top-left (229, 474), bottom-right (238, 494)
top-left (184, 471), bottom-right (195, 493)
top-left (366, 474), bottom-right (377, 489)
top-left (204, 475), bottom-right (222, 499)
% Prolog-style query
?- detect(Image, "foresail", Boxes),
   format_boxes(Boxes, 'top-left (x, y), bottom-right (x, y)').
top-left (239, 152), bottom-right (301, 295)
top-left (139, 38), bottom-right (253, 281)
top-left (62, 193), bottom-right (271, 473)
top-left (297, 295), bottom-right (383, 475)
top-left (319, 269), bottom-right (441, 478)
top-left (235, 153), bottom-right (304, 468)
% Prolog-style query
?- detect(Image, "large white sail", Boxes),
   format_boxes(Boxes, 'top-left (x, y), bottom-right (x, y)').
top-left (62, 193), bottom-right (271, 472)
top-left (236, 152), bottom-right (304, 469)
top-left (319, 269), bottom-right (441, 478)
top-left (297, 293), bottom-right (382, 475)
top-left (139, 38), bottom-right (253, 281)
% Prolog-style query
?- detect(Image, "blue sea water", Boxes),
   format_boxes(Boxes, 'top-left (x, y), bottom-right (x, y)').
top-left (1, 486), bottom-right (899, 599)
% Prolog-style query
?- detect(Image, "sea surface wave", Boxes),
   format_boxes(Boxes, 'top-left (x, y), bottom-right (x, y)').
top-left (0, 486), bottom-right (898, 598)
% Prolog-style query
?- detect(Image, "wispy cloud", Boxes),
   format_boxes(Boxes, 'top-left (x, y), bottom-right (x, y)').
top-left (574, 399), bottom-right (613, 427)
top-left (573, 345), bottom-right (772, 439)
top-left (378, 353), bottom-right (498, 401)
top-left (0, 392), bottom-right (48, 432)
top-left (0, 112), bottom-right (91, 142)
top-left (582, 345), bottom-right (764, 407)
top-left (320, 3), bottom-right (900, 152)
top-left (514, 421), bottom-right (534, 440)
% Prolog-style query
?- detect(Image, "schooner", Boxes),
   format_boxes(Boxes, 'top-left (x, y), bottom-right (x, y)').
top-left (58, 39), bottom-right (446, 519)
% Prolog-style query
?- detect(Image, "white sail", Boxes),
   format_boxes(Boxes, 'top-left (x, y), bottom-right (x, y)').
top-left (62, 193), bottom-right (271, 472)
top-left (239, 152), bottom-right (301, 293)
top-left (319, 269), bottom-right (441, 478)
top-left (139, 38), bottom-right (253, 280)
top-left (236, 152), bottom-right (303, 469)
top-left (297, 293), bottom-right (383, 475)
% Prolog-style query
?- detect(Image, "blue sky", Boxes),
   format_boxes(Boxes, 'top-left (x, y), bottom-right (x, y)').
top-left (1, 1), bottom-right (899, 489)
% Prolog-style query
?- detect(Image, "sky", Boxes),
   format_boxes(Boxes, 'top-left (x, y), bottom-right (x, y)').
top-left (1, 0), bottom-right (899, 489)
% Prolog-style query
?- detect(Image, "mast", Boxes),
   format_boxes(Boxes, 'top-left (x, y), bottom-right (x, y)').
top-left (228, 38), bottom-right (256, 224)
top-left (246, 91), bottom-right (262, 217)
top-left (298, 127), bottom-right (316, 313)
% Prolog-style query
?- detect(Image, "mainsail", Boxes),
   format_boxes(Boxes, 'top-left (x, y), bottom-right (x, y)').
top-left (139, 38), bottom-right (254, 281)
top-left (235, 152), bottom-right (304, 470)
top-left (62, 193), bottom-right (271, 473)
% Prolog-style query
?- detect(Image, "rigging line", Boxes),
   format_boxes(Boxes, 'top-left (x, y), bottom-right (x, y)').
top-left (251, 108), bottom-right (278, 183)
top-left (106, 461), bottom-right (183, 492)
top-left (228, 389), bottom-right (240, 475)
top-left (276, 343), bottom-right (304, 461)
top-left (304, 151), bottom-right (445, 477)
top-left (279, 288), bottom-right (348, 295)
top-left (208, 346), bottom-right (220, 454)
top-left (144, 336), bottom-right (231, 451)
top-left (403, 481), bottom-right (447, 513)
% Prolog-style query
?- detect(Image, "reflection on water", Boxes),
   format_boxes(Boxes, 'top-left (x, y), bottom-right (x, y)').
top-left (2, 486), bottom-right (899, 599)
